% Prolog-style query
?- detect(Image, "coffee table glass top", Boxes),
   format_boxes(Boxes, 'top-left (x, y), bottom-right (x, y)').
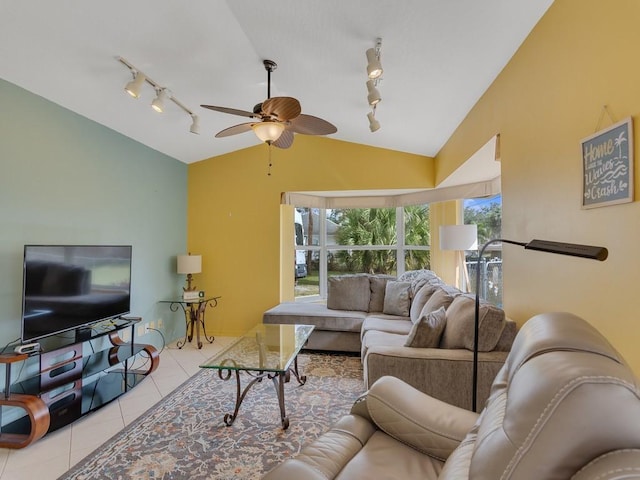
top-left (200, 324), bottom-right (314, 373)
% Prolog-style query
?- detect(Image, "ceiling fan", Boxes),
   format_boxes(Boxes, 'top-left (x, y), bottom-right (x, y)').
top-left (201, 60), bottom-right (337, 149)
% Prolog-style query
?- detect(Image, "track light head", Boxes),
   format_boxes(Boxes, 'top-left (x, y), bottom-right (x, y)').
top-left (367, 111), bottom-right (380, 133)
top-left (366, 44), bottom-right (383, 79)
top-left (151, 88), bottom-right (168, 113)
top-left (366, 80), bottom-right (382, 106)
top-left (124, 72), bottom-right (146, 98)
top-left (189, 115), bottom-right (200, 135)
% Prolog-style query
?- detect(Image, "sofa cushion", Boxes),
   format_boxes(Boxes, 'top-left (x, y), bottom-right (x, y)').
top-left (404, 306), bottom-right (446, 348)
top-left (409, 283), bottom-right (440, 323)
top-left (440, 294), bottom-right (506, 351)
top-left (421, 287), bottom-right (457, 316)
top-left (382, 281), bottom-right (412, 316)
top-left (327, 275), bottom-right (371, 311)
top-left (361, 329), bottom-right (408, 358)
top-left (368, 275), bottom-right (395, 312)
top-left (361, 315), bottom-right (413, 340)
top-left (263, 302), bottom-right (365, 333)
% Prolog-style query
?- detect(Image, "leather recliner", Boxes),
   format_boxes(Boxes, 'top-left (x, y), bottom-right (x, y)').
top-left (262, 312), bottom-right (640, 479)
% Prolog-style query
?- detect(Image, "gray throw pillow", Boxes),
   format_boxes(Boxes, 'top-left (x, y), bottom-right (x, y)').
top-left (368, 275), bottom-right (395, 312)
top-left (327, 275), bottom-right (371, 311)
top-left (440, 294), bottom-right (506, 351)
top-left (409, 283), bottom-right (439, 323)
top-left (382, 281), bottom-right (412, 317)
top-left (404, 306), bottom-right (447, 347)
top-left (421, 287), bottom-right (456, 316)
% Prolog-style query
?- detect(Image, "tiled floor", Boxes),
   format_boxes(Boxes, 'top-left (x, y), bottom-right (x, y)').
top-left (0, 336), bottom-right (236, 480)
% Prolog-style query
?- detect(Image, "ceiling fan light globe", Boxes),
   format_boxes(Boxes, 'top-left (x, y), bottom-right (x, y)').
top-left (252, 121), bottom-right (285, 143)
top-left (366, 48), bottom-right (383, 79)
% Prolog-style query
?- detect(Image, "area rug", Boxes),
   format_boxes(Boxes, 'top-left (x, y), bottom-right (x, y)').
top-left (59, 352), bottom-right (364, 480)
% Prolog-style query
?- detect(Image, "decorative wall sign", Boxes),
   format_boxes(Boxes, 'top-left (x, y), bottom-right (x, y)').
top-left (581, 117), bottom-right (634, 209)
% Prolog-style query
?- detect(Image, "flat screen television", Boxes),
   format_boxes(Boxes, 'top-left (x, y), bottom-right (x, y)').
top-left (21, 245), bottom-right (132, 342)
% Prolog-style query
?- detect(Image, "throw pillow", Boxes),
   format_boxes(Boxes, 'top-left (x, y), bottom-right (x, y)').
top-left (327, 275), bottom-right (371, 311)
top-left (404, 306), bottom-right (447, 347)
top-left (382, 281), bottom-right (412, 317)
top-left (368, 275), bottom-right (395, 312)
top-left (440, 294), bottom-right (506, 351)
top-left (421, 287), bottom-right (457, 316)
top-left (409, 283), bottom-right (439, 323)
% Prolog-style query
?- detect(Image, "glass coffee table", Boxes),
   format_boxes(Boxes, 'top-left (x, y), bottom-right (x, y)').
top-left (200, 323), bottom-right (314, 430)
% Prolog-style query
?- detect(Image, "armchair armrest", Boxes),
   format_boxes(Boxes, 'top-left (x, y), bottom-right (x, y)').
top-left (365, 376), bottom-right (479, 461)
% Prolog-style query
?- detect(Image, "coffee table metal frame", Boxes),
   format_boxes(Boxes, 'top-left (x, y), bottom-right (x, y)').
top-left (200, 323), bottom-right (314, 430)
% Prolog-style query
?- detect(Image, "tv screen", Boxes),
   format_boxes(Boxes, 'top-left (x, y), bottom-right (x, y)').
top-left (21, 245), bottom-right (132, 342)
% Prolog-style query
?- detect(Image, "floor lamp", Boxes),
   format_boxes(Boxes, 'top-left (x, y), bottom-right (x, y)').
top-left (472, 238), bottom-right (608, 411)
top-left (439, 225), bottom-right (478, 292)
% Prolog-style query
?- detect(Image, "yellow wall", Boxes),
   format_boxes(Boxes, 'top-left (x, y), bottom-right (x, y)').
top-left (437, 0), bottom-right (640, 373)
top-left (188, 136), bottom-right (434, 335)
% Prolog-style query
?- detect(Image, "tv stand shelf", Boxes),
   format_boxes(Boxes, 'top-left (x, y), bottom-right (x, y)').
top-left (0, 317), bottom-right (159, 448)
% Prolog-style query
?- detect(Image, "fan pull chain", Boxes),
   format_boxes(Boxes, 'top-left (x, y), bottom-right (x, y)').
top-left (267, 144), bottom-right (272, 176)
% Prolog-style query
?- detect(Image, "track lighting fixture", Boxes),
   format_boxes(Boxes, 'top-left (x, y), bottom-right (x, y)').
top-left (124, 72), bottom-right (146, 98)
top-left (117, 56), bottom-right (199, 134)
top-left (151, 88), bottom-right (168, 113)
top-left (189, 115), bottom-right (200, 135)
top-left (366, 38), bottom-right (383, 80)
top-left (367, 110), bottom-right (380, 133)
top-left (365, 39), bottom-right (383, 131)
top-left (366, 80), bottom-right (381, 106)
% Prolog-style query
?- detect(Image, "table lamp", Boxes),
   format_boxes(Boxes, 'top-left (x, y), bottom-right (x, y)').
top-left (177, 254), bottom-right (202, 292)
top-left (439, 224), bottom-right (478, 292)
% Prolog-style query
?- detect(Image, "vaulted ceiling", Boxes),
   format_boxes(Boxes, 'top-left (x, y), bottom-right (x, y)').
top-left (0, 1), bottom-right (553, 164)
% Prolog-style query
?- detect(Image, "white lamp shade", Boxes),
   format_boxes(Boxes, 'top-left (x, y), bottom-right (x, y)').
top-left (177, 254), bottom-right (202, 274)
top-left (124, 73), bottom-right (146, 98)
top-left (439, 225), bottom-right (478, 251)
top-left (252, 121), bottom-right (285, 143)
top-left (367, 111), bottom-right (380, 132)
top-left (366, 80), bottom-right (381, 106)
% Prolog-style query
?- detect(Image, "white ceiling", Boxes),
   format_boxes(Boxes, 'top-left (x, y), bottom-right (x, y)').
top-left (0, 1), bottom-right (553, 165)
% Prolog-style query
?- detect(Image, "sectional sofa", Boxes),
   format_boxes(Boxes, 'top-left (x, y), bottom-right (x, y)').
top-left (263, 270), bottom-right (516, 409)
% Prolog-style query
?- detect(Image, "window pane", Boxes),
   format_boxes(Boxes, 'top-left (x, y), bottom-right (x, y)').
top-left (463, 195), bottom-right (502, 245)
top-left (404, 249), bottom-right (431, 271)
top-left (464, 195), bottom-right (503, 306)
top-left (404, 204), bottom-right (430, 246)
top-left (295, 259), bottom-right (319, 297)
top-left (333, 208), bottom-right (396, 246)
top-left (329, 249), bottom-right (397, 276)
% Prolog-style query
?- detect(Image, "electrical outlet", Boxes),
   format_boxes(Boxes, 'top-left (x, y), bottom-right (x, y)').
top-left (146, 321), bottom-right (155, 332)
top-left (137, 325), bottom-right (145, 337)
top-left (157, 318), bottom-right (164, 329)
top-left (121, 328), bottom-right (131, 342)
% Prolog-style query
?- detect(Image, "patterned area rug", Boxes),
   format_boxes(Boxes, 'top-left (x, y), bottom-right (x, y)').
top-left (59, 353), bottom-right (364, 480)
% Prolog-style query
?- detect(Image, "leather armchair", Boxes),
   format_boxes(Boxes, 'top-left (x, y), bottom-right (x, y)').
top-left (263, 312), bottom-right (640, 479)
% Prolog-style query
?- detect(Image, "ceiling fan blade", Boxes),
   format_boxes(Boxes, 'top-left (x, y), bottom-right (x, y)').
top-left (262, 97), bottom-right (301, 121)
top-left (215, 122), bottom-right (254, 138)
top-left (201, 105), bottom-right (261, 119)
top-left (288, 114), bottom-right (337, 135)
top-left (273, 129), bottom-right (295, 149)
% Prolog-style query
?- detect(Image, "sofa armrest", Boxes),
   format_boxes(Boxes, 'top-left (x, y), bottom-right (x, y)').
top-left (365, 376), bottom-right (479, 461)
top-left (262, 414), bottom-right (376, 480)
top-left (364, 346), bottom-right (508, 410)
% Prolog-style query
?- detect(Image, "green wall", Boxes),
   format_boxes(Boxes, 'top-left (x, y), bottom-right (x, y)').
top-left (0, 78), bottom-right (188, 356)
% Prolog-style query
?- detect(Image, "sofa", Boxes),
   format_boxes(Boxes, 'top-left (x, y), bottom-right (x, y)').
top-left (263, 312), bottom-right (640, 479)
top-left (264, 270), bottom-right (516, 409)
